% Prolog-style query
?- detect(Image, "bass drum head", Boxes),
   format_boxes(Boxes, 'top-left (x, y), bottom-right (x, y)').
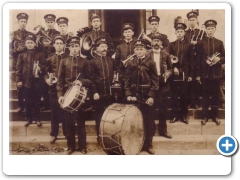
top-left (62, 86), bottom-right (78, 108)
top-left (121, 105), bottom-right (144, 155)
top-left (100, 103), bottom-right (144, 155)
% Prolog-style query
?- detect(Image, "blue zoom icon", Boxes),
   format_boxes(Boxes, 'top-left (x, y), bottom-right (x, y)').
top-left (217, 135), bottom-right (238, 156)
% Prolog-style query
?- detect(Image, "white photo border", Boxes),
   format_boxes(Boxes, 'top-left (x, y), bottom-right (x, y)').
top-left (2, 2), bottom-right (231, 176)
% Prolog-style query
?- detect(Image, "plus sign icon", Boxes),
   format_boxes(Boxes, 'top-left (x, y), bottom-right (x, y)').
top-left (217, 135), bottom-right (238, 156)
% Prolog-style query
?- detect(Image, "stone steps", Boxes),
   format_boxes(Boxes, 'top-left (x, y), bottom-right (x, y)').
top-left (9, 108), bottom-right (225, 121)
top-left (9, 120), bottom-right (225, 137)
top-left (9, 135), bottom-right (221, 153)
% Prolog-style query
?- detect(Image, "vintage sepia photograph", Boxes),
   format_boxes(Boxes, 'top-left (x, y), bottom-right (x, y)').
top-left (8, 8), bottom-right (226, 156)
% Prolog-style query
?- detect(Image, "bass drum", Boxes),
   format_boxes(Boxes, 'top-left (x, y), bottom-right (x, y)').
top-left (99, 103), bottom-right (144, 155)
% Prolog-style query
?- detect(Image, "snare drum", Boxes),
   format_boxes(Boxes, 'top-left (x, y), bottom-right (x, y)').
top-left (99, 103), bottom-right (144, 155)
top-left (61, 84), bottom-right (87, 112)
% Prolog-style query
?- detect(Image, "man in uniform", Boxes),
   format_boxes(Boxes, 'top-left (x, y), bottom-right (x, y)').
top-left (115, 23), bottom-right (136, 100)
top-left (142, 15), bottom-right (170, 51)
top-left (125, 39), bottom-right (158, 154)
top-left (39, 14), bottom-right (60, 111)
top-left (56, 17), bottom-right (74, 55)
top-left (167, 23), bottom-right (193, 124)
top-left (45, 35), bottom-right (67, 143)
top-left (148, 33), bottom-right (172, 139)
top-left (16, 34), bottom-right (46, 127)
top-left (43, 14), bottom-right (60, 39)
top-left (83, 13), bottom-right (115, 59)
top-left (185, 11), bottom-right (206, 109)
top-left (10, 12), bottom-right (31, 113)
top-left (57, 36), bottom-right (92, 155)
top-left (197, 20), bottom-right (225, 125)
top-left (90, 37), bottom-right (121, 144)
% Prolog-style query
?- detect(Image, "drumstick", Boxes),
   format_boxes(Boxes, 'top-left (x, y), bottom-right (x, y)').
top-left (75, 73), bottom-right (81, 81)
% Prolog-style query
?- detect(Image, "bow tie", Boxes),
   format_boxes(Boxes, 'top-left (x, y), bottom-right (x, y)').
top-left (153, 49), bottom-right (160, 54)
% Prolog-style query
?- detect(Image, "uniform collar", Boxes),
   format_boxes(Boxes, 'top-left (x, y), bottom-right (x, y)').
top-left (56, 51), bottom-right (64, 56)
top-left (93, 28), bottom-right (101, 32)
top-left (189, 27), bottom-right (198, 31)
top-left (70, 54), bottom-right (79, 58)
top-left (177, 38), bottom-right (185, 42)
top-left (125, 39), bottom-right (133, 43)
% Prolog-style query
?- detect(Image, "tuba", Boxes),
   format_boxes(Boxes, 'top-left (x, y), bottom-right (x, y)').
top-left (33, 25), bottom-right (52, 46)
top-left (81, 35), bottom-right (98, 59)
top-left (12, 35), bottom-right (25, 50)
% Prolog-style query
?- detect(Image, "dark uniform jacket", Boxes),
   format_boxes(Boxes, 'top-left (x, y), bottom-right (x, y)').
top-left (84, 30), bottom-right (115, 57)
top-left (167, 39), bottom-right (193, 78)
top-left (10, 29), bottom-right (31, 61)
top-left (16, 49), bottom-right (46, 88)
top-left (115, 39), bottom-right (135, 71)
top-left (147, 32), bottom-right (170, 50)
top-left (197, 37), bottom-right (225, 79)
top-left (57, 56), bottom-right (92, 97)
top-left (185, 28), bottom-right (207, 78)
top-left (90, 55), bottom-right (120, 97)
top-left (45, 53), bottom-right (68, 94)
top-left (124, 56), bottom-right (159, 100)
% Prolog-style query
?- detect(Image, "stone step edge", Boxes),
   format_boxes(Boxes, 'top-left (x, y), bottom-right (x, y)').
top-left (9, 119), bottom-right (226, 126)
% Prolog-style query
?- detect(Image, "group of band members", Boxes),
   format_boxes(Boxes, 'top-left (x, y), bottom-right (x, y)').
top-left (11, 10), bottom-right (225, 155)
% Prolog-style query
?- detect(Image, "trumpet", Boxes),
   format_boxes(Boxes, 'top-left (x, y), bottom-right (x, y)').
top-left (33, 60), bottom-right (40, 78)
top-left (122, 54), bottom-right (136, 66)
top-left (206, 52), bottom-right (220, 66)
top-left (47, 72), bottom-right (58, 84)
top-left (138, 29), bottom-right (153, 44)
top-left (170, 55), bottom-right (179, 64)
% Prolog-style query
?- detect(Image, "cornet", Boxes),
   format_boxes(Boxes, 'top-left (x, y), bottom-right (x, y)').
top-left (47, 72), bottom-right (58, 84)
top-left (206, 52), bottom-right (220, 66)
top-left (122, 54), bottom-right (136, 66)
top-left (33, 60), bottom-right (40, 78)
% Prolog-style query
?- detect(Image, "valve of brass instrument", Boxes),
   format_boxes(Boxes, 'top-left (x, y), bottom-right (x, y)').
top-left (33, 60), bottom-right (40, 78)
top-left (112, 71), bottom-right (121, 87)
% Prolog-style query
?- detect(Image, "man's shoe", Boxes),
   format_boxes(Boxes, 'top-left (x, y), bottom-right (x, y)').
top-left (24, 121), bottom-right (32, 127)
top-left (182, 117), bottom-right (189, 124)
top-left (36, 121), bottom-right (42, 127)
top-left (160, 132), bottom-right (172, 139)
top-left (50, 136), bottom-right (57, 143)
top-left (201, 118), bottom-right (208, 125)
top-left (79, 148), bottom-right (87, 154)
top-left (146, 147), bottom-right (155, 155)
top-left (170, 118), bottom-right (178, 123)
top-left (213, 118), bottom-right (221, 125)
top-left (67, 148), bottom-right (75, 155)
